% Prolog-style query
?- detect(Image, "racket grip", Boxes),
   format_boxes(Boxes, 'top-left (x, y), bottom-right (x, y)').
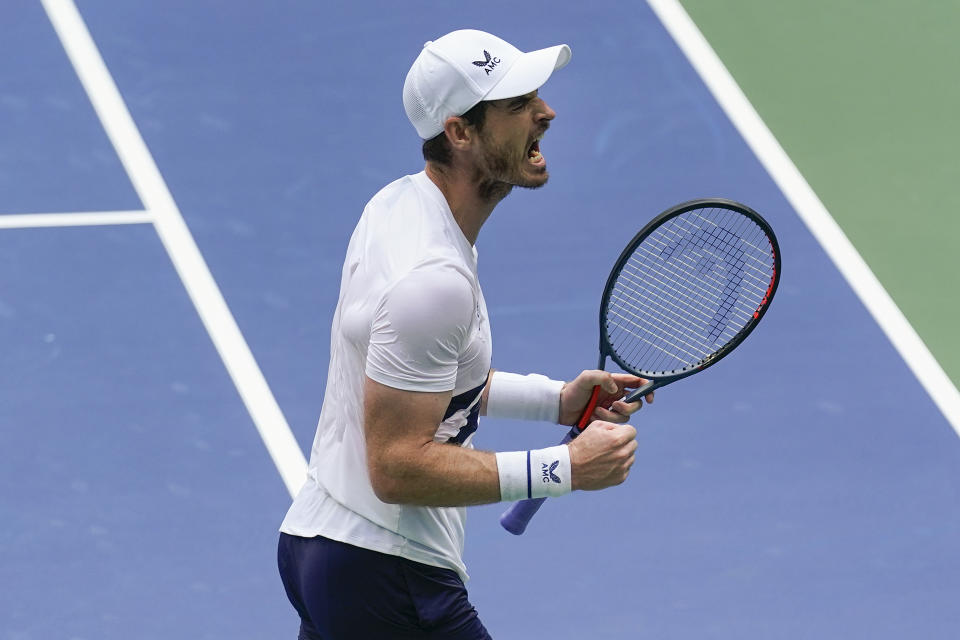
top-left (576, 386), bottom-right (603, 429)
top-left (499, 427), bottom-right (580, 535)
top-left (499, 386), bottom-right (602, 535)
top-left (499, 496), bottom-right (548, 535)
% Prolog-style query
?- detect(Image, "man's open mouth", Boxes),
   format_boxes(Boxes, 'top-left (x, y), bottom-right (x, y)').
top-left (528, 135), bottom-right (544, 163)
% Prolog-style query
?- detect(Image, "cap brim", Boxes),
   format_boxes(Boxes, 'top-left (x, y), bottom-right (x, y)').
top-left (484, 44), bottom-right (571, 101)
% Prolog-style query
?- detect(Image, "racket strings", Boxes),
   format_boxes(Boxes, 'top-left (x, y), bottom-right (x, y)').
top-left (610, 277), bottom-right (719, 349)
top-left (624, 213), bottom-right (767, 370)
top-left (618, 218), bottom-right (756, 347)
top-left (652, 213), bottom-right (772, 297)
top-left (625, 245), bottom-right (764, 324)
top-left (610, 273), bottom-right (743, 358)
top-left (687, 209), bottom-right (776, 272)
top-left (616, 209), bottom-right (771, 371)
top-left (607, 305), bottom-right (711, 364)
top-left (610, 266), bottom-right (736, 355)
top-left (634, 232), bottom-right (769, 328)
top-left (650, 217), bottom-right (765, 337)
top-left (606, 207), bottom-right (776, 374)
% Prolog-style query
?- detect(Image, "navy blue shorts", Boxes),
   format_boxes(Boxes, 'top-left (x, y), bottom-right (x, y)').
top-left (277, 533), bottom-right (492, 639)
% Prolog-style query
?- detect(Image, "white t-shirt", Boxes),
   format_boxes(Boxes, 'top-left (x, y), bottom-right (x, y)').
top-left (280, 171), bottom-right (492, 581)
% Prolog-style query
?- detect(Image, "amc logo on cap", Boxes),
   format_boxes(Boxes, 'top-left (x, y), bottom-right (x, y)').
top-left (471, 50), bottom-right (500, 75)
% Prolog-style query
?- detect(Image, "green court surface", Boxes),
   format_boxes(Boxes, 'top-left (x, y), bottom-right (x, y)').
top-left (680, 0), bottom-right (960, 388)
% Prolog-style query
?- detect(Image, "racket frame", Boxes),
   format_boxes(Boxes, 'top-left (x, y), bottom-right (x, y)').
top-left (603, 198), bottom-right (781, 403)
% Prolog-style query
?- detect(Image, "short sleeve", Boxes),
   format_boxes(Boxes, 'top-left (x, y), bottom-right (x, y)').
top-left (366, 265), bottom-right (475, 392)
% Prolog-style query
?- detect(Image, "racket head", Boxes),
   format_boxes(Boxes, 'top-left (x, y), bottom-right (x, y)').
top-left (600, 198), bottom-right (780, 395)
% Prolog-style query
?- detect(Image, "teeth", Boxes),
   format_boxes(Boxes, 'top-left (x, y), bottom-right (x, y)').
top-left (529, 133), bottom-right (545, 160)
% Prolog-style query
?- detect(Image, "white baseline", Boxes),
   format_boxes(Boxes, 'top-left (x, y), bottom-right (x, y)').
top-left (0, 210), bottom-right (153, 228)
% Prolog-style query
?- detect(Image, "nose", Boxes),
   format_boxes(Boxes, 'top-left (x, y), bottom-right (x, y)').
top-left (536, 97), bottom-right (556, 123)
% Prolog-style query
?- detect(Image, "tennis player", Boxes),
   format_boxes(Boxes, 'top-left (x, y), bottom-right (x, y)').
top-left (278, 29), bottom-right (653, 639)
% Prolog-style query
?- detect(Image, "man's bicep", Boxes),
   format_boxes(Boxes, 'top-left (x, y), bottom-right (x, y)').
top-left (363, 376), bottom-right (451, 454)
top-left (363, 376), bottom-right (452, 502)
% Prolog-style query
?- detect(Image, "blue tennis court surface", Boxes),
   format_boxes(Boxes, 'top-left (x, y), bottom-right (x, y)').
top-left (3, 1), bottom-right (959, 638)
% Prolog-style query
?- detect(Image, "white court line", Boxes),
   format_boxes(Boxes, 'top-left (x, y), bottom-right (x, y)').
top-left (647, 0), bottom-right (960, 436)
top-left (42, 0), bottom-right (308, 496)
top-left (0, 210), bottom-right (153, 228)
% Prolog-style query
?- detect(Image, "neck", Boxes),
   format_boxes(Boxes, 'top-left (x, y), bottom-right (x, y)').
top-left (425, 162), bottom-right (511, 245)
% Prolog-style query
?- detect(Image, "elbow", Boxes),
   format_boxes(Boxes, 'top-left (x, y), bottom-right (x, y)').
top-left (368, 458), bottom-right (407, 504)
top-left (370, 474), bottom-right (404, 504)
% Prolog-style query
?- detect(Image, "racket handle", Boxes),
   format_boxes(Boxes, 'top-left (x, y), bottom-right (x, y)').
top-left (499, 496), bottom-right (547, 535)
top-left (500, 427), bottom-right (579, 535)
top-left (576, 385), bottom-right (603, 429)
top-left (624, 379), bottom-right (656, 404)
top-left (499, 386), bottom-right (602, 535)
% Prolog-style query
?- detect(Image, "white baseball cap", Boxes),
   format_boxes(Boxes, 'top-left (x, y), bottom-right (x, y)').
top-left (403, 29), bottom-right (572, 139)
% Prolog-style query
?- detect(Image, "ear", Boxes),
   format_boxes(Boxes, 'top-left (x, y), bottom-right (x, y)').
top-left (441, 116), bottom-right (476, 152)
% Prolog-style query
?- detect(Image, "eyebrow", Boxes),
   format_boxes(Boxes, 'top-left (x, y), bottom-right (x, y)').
top-left (501, 91), bottom-right (538, 110)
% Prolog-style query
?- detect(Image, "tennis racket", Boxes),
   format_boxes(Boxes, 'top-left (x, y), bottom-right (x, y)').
top-left (500, 198), bottom-right (781, 535)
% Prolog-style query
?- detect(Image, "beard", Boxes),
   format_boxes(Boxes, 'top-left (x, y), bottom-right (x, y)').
top-left (472, 129), bottom-right (548, 203)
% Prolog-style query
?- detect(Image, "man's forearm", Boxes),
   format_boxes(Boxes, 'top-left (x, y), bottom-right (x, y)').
top-left (369, 441), bottom-right (501, 506)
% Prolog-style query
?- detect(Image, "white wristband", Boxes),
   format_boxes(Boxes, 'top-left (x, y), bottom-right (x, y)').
top-left (486, 371), bottom-right (564, 423)
top-left (496, 445), bottom-right (572, 501)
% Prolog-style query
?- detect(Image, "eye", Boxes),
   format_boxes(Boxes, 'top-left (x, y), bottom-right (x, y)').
top-left (511, 98), bottom-right (532, 113)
